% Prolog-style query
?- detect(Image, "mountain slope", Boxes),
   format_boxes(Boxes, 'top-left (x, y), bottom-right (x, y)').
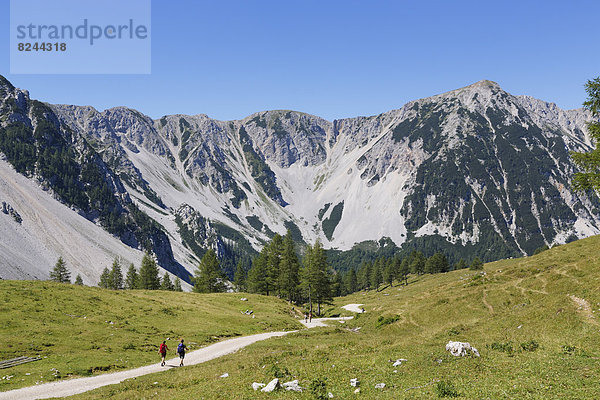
top-left (1, 75), bottom-right (599, 282)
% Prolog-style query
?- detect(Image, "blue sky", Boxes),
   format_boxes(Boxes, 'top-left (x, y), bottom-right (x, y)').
top-left (1, 0), bottom-right (599, 121)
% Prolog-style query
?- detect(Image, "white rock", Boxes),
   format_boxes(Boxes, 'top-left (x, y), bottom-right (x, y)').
top-left (282, 379), bottom-right (304, 392)
top-left (354, 388), bottom-right (361, 394)
top-left (328, 392), bottom-right (334, 398)
top-left (252, 382), bottom-right (265, 391)
top-left (219, 373), bottom-right (229, 378)
top-left (261, 378), bottom-right (280, 392)
top-left (392, 358), bottom-right (407, 366)
top-left (375, 383), bottom-right (386, 389)
top-left (240, 297), bottom-right (248, 301)
top-left (445, 341), bottom-right (480, 357)
top-left (350, 378), bottom-right (360, 387)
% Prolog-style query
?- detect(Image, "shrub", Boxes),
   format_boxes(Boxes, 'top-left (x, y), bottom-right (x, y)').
top-left (489, 341), bottom-right (514, 353)
top-left (376, 315), bottom-right (401, 327)
top-left (436, 380), bottom-right (460, 397)
top-left (309, 377), bottom-right (328, 400)
top-left (520, 339), bottom-right (539, 352)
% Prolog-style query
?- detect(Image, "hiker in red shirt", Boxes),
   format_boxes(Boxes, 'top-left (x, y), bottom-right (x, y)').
top-left (159, 340), bottom-right (169, 366)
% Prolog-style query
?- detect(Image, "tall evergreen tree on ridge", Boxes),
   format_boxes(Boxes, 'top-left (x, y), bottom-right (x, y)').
top-left (50, 256), bottom-right (71, 283)
top-left (278, 230), bottom-right (300, 302)
top-left (161, 272), bottom-right (174, 291)
top-left (247, 247), bottom-right (269, 295)
top-left (370, 257), bottom-right (383, 291)
top-left (109, 257), bottom-right (123, 290)
top-left (74, 274), bottom-right (84, 285)
top-left (125, 263), bottom-right (138, 289)
top-left (173, 276), bottom-right (183, 292)
top-left (302, 240), bottom-right (332, 316)
top-left (193, 248), bottom-right (225, 293)
top-left (571, 77), bottom-right (600, 192)
top-left (98, 267), bottom-right (111, 288)
top-left (233, 261), bottom-right (247, 292)
top-left (138, 252), bottom-right (160, 290)
top-left (266, 234), bottom-right (283, 297)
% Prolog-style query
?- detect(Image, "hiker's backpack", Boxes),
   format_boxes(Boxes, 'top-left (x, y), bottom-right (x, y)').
top-left (159, 343), bottom-right (166, 353)
top-left (177, 343), bottom-right (184, 354)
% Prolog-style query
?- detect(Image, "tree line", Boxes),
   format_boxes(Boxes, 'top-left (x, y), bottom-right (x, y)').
top-left (48, 253), bottom-right (183, 292)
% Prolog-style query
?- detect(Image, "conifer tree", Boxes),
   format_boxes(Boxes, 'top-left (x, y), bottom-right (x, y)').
top-left (425, 252), bottom-right (449, 274)
top-left (571, 77), bottom-right (600, 192)
top-left (138, 252), bottom-right (160, 290)
top-left (278, 230), bottom-right (300, 302)
top-left (302, 240), bottom-right (332, 316)
top-left (109, 257), bottom-right (123, 290)
top-left (370, 257), bottom-right (383, 291)
top-left (469, 257), bottom-right (484, 270)
top-left (173, 277), bottom-right (183, 292)
top-left (398, 257), bottom-right (410, 285)
top-left (193, 249), bottom-right (225, 293)
top-left (74, 274), bottom-right (84, 285)
top-left (98, 267), bottom-right (111, 288)
top-left (247, 247), bottom-right (269, 294)
top-left (383, 257), bottom-right (396, 287)
top-left (410, 251), bottom-right (426, 275)
top-left (50, 256), bottom-right (71, 283)
top-left (233, 261), bottom-right (247, 292)
top-left (344, 268), bottom-right (358, 294)
top-left (161, 272), bottom-right (174, 291)
top-left (357, 261), bottom-right (372, 290)
top-left (125, 263), bottom-right (138, 289)
top-left (455, 258), bottom-right (468, 270)
top-left (265, 234), bottom-right (283, 296)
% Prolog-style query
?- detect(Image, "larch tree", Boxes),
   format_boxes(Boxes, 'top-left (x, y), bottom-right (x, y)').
top-left (50, 256), bottom-right (71, 283)
top-left (193, 249), bottom-right (225, 293)
top-left (571, 77), bottom-right (600, 192)
top-left (109, 257), bottom-right (123, 290)
top-left (125, 263), bottom-right (138, 289)
top-left (138, 252), bottom-right (160, 290)
top-left (278, 230), bottom-right (300, 302)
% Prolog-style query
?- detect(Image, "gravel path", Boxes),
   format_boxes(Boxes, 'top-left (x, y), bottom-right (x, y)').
top-left (0, 331), bottom-right (291, 400)
top-left (342, 303), bottom-right (365, 313)
top-left (1, 306), bottom-right (362, 399)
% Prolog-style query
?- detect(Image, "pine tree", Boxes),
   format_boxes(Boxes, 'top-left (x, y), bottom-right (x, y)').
top-left (247, 247), bottom-right (268, 294)
top-left (425, 252), bottom-right (449, 274)
top-left (173, 277), bottom-right (183, 292)
top-left (370, 257), bottom-right (383, 291)
top-left (571, 77), bottom-right (600, 192)
top-left (278, 230), bottom-right (300, 302)
top-left (357, 261), bottom-right (372, 290)
top-left (193, 249), bottom-right (225, 293)
top-left (125, 263), bottom-right (138, 289)
top-left (383, 257), bottom-right (396, 287)
top-left (344, 268), bottom-right (358, 294)
top-left (98, 267), bottom-right (111, 288)
top-left (455, 258), bottom-right (468, 270)
top-left (265, 234), bottom-right (283, 296)
top-left (74, 274), bottom-right (84, 285)
top-left (161, 272), bottom-right (174, 291)
top-left (469, 257), bottom-right (484, 270)
top-left (410, 251), bottom-right (426, 275)
top-left (398, 257), bottom-right (410, 285)
top-left (50, 256), bottom-right (71, 283)
top-left (109, 257), bottom-right (123, 290)
top-left (138, 252), bottom-right (160, 290)
top-left (233, 261), bottom-right (247, 292)
top-left (302, 240), bottom-right (332, 316)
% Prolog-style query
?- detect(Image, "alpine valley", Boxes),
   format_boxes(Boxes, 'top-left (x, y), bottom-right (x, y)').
top-left (1, 75), bottom-right (598, 284)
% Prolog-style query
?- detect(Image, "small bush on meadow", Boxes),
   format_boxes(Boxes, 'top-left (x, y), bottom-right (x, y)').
top-left (436, 380), bottom-right (460, 397)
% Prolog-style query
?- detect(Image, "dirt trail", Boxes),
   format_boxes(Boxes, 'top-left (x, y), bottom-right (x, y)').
top-left (0, 309), bottom-right (359, 399)
top-left (568, 295), bottom-right (598, 325)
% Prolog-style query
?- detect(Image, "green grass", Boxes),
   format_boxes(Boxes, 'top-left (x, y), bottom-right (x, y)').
top-left (0, 282), bottom-right (301, 391)
top-left (5, 235), bottom-right (600, 399)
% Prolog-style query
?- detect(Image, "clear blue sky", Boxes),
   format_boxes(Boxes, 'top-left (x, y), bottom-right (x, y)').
top-left (1, 0), bottom-right (599, 121)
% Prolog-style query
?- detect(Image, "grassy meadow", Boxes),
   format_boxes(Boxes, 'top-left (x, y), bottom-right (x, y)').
top-left (2, 234), bottom-right (600, 399)
top-left (0, 282), bottom-right (301, 391)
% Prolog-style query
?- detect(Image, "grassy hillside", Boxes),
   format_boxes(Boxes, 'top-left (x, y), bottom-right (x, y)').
top-left (0, 282), bottom-right (301, 391)
top-left (63, 235), bottom-right (600, 399)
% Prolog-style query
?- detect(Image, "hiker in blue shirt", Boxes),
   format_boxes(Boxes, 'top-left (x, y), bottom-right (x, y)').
top-left (177, 339), bottom-right (187, 366)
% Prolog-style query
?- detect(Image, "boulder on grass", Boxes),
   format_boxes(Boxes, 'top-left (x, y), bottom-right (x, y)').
top-left (261, 378), bottom-right (280, 392)
top-left (445, 341), bottom-right (480, 357)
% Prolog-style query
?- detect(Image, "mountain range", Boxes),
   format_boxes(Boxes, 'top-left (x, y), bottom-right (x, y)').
top-left (0, 75), bottom-right (598, 284)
